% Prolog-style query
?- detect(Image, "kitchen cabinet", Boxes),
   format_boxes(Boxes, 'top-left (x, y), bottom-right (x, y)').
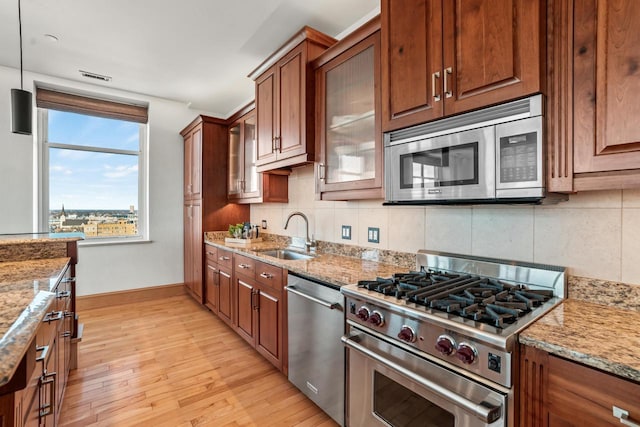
top-left (547, 0), bottom-right (640, 192)
top-left (519, 345), bottom-right (640, 426)
top-left (381, 0), bottom-right (544, 132)
top-left (180, 116), bottom-right (249, 304)
top-left (204, 246), bottom-right (219, 313)
top-left (228, 105), bottom-right (289, 204)
top-left (232, 253), bottom-right (284, 371)
top-left (249, 27), bottom-right (336, 172)
top-left (314, 17), bottom-right (384, 201)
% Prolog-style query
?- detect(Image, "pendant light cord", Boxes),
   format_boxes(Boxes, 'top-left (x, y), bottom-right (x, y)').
top-left (18, 0), bottom-right (24, 90)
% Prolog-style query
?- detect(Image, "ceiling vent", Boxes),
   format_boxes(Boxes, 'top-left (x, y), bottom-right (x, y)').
top-left (79, 70), bottom-right (112, 82)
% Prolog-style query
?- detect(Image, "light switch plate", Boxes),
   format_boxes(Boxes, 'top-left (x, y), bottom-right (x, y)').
top-left (367, 227), bottom-right (380, 244)
top-left (341, 225), bottom-right (351, 240)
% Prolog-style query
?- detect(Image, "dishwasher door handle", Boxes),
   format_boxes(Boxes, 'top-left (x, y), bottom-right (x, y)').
top-left (285, 285), bottom-right (342, 310)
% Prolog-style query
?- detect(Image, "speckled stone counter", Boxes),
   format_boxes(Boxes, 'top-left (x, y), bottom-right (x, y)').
top-left (0, 232), bottom-right (83, 263)
top-left (0, 257), bottom-right (71, 387)
top-left (520, 300), bottom-right (640, 382)
top-left (204, 232), bottom-right (413, 288)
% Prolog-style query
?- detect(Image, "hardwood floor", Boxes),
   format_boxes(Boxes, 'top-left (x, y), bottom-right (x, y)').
top-left (59, 295), bottom-right (338, 427)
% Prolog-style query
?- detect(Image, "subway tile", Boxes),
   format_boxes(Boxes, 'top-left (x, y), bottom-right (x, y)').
top-left (313, 209), bottom-right (335, 242)
top-left (623, 189), bottom-right (640, 208)
top-left (471, 207), bottom-right (534, 262)
top-left (534, 208), bottom-right (621, 281)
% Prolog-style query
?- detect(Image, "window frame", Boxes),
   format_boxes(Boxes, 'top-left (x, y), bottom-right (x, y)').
top-left (37, 107), bottom-right (149, 245)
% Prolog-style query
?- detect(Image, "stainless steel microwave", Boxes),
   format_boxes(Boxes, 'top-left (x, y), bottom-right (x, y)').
top-left (384, 95), bottom-right (562, 205)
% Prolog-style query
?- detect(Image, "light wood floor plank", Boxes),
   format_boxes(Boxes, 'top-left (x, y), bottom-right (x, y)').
top-left (59, 295), bottom-right (338, 427)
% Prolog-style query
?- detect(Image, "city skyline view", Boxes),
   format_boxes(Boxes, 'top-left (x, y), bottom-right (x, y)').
top-left (48, 110), bottom-right (141, 210)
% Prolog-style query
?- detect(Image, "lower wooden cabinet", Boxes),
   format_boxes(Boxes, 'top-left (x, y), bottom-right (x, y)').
top-left (520, 345), bottom-right (640, 426)
top-left (204, 246), bottom-right (234, 329)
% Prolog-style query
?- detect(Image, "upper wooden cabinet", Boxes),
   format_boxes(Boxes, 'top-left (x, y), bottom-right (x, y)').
top-left (183, 126), bottom-right (202, 200)
top-left (381, 0), bottom-right (544, 132)
top-left (249, 27), bottom-right (336, 172)
top-left (314, 18), bottom-right (384, 201)
top-left (228, 105), bottom-right (289, 204)
top-left (548, 0), bottom-right (640, 192)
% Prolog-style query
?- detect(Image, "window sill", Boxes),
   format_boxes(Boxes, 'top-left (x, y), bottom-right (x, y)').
top-left (78, 237), bottom-right (152, 247)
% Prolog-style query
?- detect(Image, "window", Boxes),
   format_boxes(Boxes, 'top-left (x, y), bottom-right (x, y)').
top-left (37, 88), bottom-right (148, 242)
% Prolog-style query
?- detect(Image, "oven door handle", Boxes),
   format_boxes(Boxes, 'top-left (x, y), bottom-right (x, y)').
top-left (341, 333), bottom-right (502, 424)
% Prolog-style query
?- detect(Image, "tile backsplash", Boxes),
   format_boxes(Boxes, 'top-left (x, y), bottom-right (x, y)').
top-left (250, 165), bottom-right (640, 285)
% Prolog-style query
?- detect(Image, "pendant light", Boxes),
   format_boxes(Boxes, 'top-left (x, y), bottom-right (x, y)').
top-left (11, 0), bottom-right (32, 135)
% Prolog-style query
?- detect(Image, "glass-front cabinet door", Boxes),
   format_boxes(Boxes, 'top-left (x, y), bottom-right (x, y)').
top-left (316, 20), bottom-right (383, 200)
top-left (242, 114), bottom-right (261, 198)
top-left (228, 123), bottom-right (242, 198)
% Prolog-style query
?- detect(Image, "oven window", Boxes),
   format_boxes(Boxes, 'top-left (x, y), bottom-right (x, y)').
top-left (373, 371), bottom-right (454, 427)
top-left (399, 142), bottom-right (478, 189)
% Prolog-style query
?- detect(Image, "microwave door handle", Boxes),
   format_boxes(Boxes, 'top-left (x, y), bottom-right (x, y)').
top-left (341, 333), bottom-right (502, 423)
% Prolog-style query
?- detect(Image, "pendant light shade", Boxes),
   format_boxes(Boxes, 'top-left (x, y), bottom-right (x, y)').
top-left (11, 0), bottom-right (32, 136)
top-left (11, 88), bottom-right (32, 135)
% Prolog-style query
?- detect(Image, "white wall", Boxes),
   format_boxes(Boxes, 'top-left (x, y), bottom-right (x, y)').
top-left (252, 164), bottom-right (640, 284)
top-left (0, 65), bottom-right (212, 296)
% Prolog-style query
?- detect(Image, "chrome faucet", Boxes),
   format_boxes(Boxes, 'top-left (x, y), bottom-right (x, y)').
top-left (284, 211), bottom-right (316, 252)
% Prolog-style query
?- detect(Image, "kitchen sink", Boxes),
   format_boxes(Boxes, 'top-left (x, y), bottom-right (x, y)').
top-left (258, 249), bottom-right (316, 261)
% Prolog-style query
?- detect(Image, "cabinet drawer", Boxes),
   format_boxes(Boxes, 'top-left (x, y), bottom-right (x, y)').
top-left (255, 261), bottom-right (283, 291)
top-left (216, 248), bottom-right (233, 268)
top-left (234, 254), bottom-right (256, 278)
top-left (548, 355), bottom-right (640, 425)
top-left (204, 245), bottom-right (218, 262)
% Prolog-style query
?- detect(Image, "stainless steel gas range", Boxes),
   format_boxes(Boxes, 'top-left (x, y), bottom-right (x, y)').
top-left (340, 250), bottom-right (566, 427)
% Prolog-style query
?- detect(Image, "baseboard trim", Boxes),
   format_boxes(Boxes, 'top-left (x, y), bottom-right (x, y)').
top-left (77, 283), bottom-right (187, 311)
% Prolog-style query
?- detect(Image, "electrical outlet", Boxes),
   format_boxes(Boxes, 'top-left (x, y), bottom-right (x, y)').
top-left (341, 225), bottom-right (351, 240)
top-left (367, 227), bottom-right (380, 244)
top-left (261, 220), bottom-right (267, 229)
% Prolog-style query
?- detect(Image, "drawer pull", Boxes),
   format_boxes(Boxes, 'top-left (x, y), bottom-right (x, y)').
top-left (219, 256), bottom-right (230, 261)
top-left (238, 263), bottom-right (251, 269)
top-left (206, 251), bottom-right (215, 256)
top-left (259, 272), bottom-right (274, 279)
top-left (39, 371), bottom-right (56, 419)
top-left (35, 345), bottom-right (49, 363)
top-left (614, 406), bottom-right (640, 427)
top-left (56, 290), bottom-right (71, 299)
top-left (64, 311), bottom-right (74, 318)
top-left (43, 311), bottom-right (63, 322)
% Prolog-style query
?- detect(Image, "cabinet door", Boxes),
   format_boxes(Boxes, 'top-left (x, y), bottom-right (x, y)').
top-left (242, 114), bottom-right (261, 198)
top-left (235, 278), bottom-right (256, 345)
top-left (277, 44), bottom-right (306, 159)
top-left (318, 31), bottom-right (383, 198)
top-left (217, 269), bottom-right (233, 327)
top-left (183, 131), bottom-right (193, 198)
top-left (40, 337), bottom-right (57, 427)
top-left (381, 0), bottom-right (444, 131)
top-left (190, 127), bottom-right (202, 199)
top-left (191, 202), bottom-right (203, 302)
top-left (573, 0), bottom-right (640, 175)
top-left (256, 67), bottom-right (278, 166)
top-left (183, 203), bottom-right (193, 295)
top-left (228, 123), bottom-right (243, 198)
top-left (205, 262), bottom-right (219, 313)
top-left (255, 286), bottom-right (282, 370)
top-left (441, 0), bottom-right (543, 116)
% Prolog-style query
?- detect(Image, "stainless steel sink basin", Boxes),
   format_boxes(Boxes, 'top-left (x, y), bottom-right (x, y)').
top-left (258, 249), bottom-right (316, 261)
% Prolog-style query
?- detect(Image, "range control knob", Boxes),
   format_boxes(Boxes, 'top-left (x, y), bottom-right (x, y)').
top-left (456, 343), bottom-right (478, 365)
top-left (435, 335), bottom-right (456, 355)
top-left (368, 311), bottom-right (384, 327)
top-left (397, 326), bottom-right (416, 343)
top-left (356, 307), bottom-right (370, 321)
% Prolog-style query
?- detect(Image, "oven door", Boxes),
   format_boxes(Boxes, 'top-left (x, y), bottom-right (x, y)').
top-left (384, 125), bottom-right (495, 203)
top-left (343, 328), bottom-right (507, 427)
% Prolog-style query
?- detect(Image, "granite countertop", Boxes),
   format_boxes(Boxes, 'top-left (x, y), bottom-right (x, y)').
top-left (0, 257), bottom-right (71, 388)
top-left (205, 238), bottom-right (405, 288)
top-left (0, 232), bottom-right (84, 245)
top-left (520, 299), bottom-right (640, 382)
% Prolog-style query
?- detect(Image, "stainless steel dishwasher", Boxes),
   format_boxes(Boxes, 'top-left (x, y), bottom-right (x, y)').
top-left (285, 273), bottom-right (345, 426)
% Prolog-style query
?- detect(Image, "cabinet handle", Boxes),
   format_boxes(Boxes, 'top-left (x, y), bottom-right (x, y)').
top-left (259, 272), bottom-right (274, 279)
top-left (271, 137), bottom-right (276, 153)
top-left (206, 251), bottom-right (215, 256)
top-left (253, 290), bottom-right (260, 310)
top-left (44, 311), bottom-right (63, 322)
top-left (614, 407), bottom-right (640, 427)
top-left (62, 277), bottom-right (76, 283)
top-left (432, 71), bottom-right (441, 102)
top-left (62, 331), bottom-right (72, 338)
top-left (237, 263), bottom-right (251, 269)
top-left (444, 67), bottom-right (453, 98)
top-left (39, 371), bottom-right (56, 419)
top-left (240, 180), bottom-right (246, 191)
top-left (274, 136), bottom-right (281, 152)
top-left (35, 345), bottom-right (49, 363)
top-left (219, 256), bottom-right (230, 261)
top-left (56, 290), bottom-right (71, 299)
top-left (318, 163), bottom-right (326, 180)
top-left (64, 311), bottom-right (74, 318)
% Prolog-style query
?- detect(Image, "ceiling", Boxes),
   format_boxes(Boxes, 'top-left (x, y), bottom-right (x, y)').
top-left (0, 0), bottom-right (379, 117)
